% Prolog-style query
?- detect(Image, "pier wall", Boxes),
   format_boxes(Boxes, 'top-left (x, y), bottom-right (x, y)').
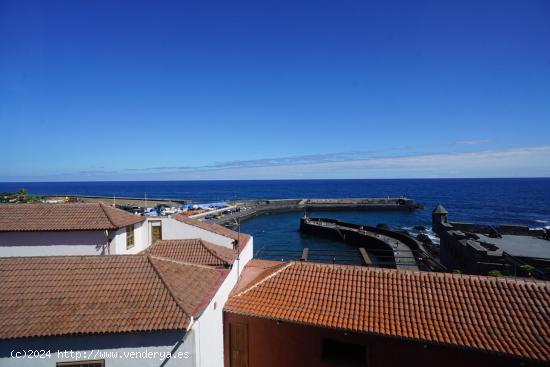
top-left (215, 197), bottom-right (422, 225)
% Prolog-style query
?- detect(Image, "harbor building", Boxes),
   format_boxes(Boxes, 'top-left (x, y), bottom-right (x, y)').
top-left (432, 204), bottom-right (550, 278)
top-left (224, 259), bottom-right (549, 367)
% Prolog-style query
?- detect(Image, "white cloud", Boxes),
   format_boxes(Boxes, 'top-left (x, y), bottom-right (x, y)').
top-left (2, 145), bottom-right (549, 181)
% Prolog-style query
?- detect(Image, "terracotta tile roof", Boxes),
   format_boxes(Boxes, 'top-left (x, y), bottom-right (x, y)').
top-left (225, 260), bottom-right (550, 362)
top-left (0, 203), bottom-right (144, 232)
top-left (0, 255), bottom-right (227, 339)
top-left (145, 239), bottom-right (237, 267)
top-left (172, 214), bottom-right (251, 252)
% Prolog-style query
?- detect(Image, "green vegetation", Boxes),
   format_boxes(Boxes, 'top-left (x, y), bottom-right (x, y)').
top-left (0, 188), bottom-right (44, 203)
top-left (520, 264), bottom-right (535, 277)
top-left (487, 270), bottom-right (502, 277)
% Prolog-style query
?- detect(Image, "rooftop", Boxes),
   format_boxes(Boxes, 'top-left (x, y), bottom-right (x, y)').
top-left (173, 214), bottom-right (251, 252)
top-left (432, 203), bottom-right (448, 214)
top-left (476, 234), bottom-right (550, 258)
top-left (0, 203), bottom-right (144, 232)
top-left (225, 260), bottom-right (550, 362)
top-left (144, 239), bottom-right (237, 267)
top-left (0, 255), bottom-right (228, 339)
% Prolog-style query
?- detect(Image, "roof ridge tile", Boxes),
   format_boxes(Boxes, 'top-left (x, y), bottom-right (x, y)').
top-left (234, 261), bottom-right (295, 298)
top-left (146, 255), bottom-right (193, 321)
top-left (199, 239), bottom-right (233, 265)
top-left (98, 202), bottom-right (118, 228)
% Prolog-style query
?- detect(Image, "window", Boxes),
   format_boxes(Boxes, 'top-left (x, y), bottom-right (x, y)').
top-left (126, 224), bottom-right (135, 249)
top-left (151, 221), bottom-right (162, 243)
top-left (57, 360), bottom-right (105, 367)
top-left (322, 338), bottom-right (367, 366)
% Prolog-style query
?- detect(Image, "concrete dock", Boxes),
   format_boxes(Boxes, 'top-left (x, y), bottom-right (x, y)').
top-left (300, 217), bottom-right (420, 270)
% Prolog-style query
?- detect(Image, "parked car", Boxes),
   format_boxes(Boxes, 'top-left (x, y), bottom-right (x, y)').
top-left (144, 208), bottom-right (159, 217)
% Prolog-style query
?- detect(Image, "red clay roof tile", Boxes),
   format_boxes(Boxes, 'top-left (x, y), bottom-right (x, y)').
top-left (145, 239), bottom-right (237, 267)
top-left (0, 255), bottom-right (227, 339)
top-left (0, 203), bottom-right (144, 231)
top-left (225, 260), bottom-right (550, 362)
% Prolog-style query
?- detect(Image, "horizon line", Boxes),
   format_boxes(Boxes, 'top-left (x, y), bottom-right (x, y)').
top-left (1, 176), bottom-right (550, 184)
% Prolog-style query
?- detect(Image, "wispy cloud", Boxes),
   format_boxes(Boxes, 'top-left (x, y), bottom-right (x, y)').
top-left (456, 139), bottom-right (491, 146)
top-left (2, 145), bottom-right (549, 181)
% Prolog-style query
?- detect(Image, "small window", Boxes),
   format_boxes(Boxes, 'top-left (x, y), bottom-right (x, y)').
top-left (322, 338), bottom-right (367, 366)
top-left (126, 224), bottom-right (135, 249)
top-left (151, 221), bottom-right (162, 243)
top-left (57, 360), bottom-right (105, 367)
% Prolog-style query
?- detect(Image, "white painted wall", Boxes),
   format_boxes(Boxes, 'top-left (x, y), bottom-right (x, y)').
top-left (160, 217), bottom-right (234, 248)
top-left (192, 237), bottom-right (253, 367)
top-left (109, 222), bottom-right (148, 255)
top-left (0, 231), bottom-right (109, 257)
top-left (236, 236), bottom-right (254, 274)
top-left (0, 331), bottom-right (194, 367)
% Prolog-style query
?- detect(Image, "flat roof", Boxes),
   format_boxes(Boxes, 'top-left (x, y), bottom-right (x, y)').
top-left (477, 234), bottom-right (550, 258)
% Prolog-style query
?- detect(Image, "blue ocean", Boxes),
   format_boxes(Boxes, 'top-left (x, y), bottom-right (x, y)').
top-left (2, 179), bottom-right (549, 262)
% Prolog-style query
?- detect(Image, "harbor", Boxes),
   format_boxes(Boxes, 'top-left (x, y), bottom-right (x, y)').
top-left (296, 217), bottom-right (444, 271)
top-left (204, 197), bottom-right (423, 225)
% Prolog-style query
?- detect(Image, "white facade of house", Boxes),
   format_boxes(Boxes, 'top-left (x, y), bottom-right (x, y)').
top-left (160, 217), bottom-right (235, 248)
top-left (191, 238), bottom-right (253, 367)
top-left (0, 215), bottom-right (250, 260)
top-left (0, 222), bottom-right (149, 257)
top-left (108, 221), bottom-right (149, 255)
top-left (0, 230), bottom-right (110, 257)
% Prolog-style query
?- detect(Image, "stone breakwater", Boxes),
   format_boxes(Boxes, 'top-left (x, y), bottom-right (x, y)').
top-left (209, 197), bottom-right (423, 225)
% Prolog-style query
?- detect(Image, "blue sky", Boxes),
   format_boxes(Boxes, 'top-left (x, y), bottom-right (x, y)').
top-left (1, 0), bottom-right (549, 181)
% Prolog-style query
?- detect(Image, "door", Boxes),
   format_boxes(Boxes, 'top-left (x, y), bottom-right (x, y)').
top-left (151, 222), bottom-right (162, 243)
top-left (230, 322), bottom-right (248, 367)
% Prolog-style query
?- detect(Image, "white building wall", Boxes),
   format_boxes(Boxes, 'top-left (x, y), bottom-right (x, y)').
top-left (236, 236), bottom-right (254, 274)
top-left (133, 221), bottom-right (148, 253)
top-left (192, 238), bottom-right (253, 367)
top-left (0, 331), bottom-right (194, 367)
top-left (160, 217), bottom-right (235, 248)
top-left (0, 231), bottom-right (109, 257)
top-left (109, 222), bottom-right (149, 255)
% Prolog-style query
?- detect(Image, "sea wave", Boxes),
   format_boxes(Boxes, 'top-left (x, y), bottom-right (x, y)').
top-left (400, 226), bottom-right (440, 245)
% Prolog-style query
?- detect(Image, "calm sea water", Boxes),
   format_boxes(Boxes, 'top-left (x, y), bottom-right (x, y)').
top-left (2, 179), bottom-right (549, 260)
